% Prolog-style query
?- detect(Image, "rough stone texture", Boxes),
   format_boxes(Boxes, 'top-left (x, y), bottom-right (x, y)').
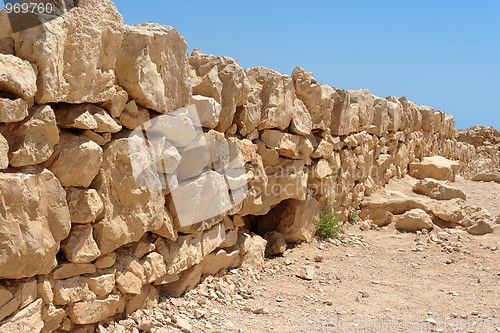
top-left (0, 299), bottom-right (44, 333)
top-left (190, 95), bottom-right (221, 129)
top-left (472, 169), bottom-right (500, 183)
top-left (0, 170), bottom-right (71, 279)
top-left (46, 131), bottom-right (103, 187)
top-left (190, 50), bottom-right (250, 133)
top-left (0, 54), bottom-right (37, 101)
top-left (92, 138), bottom-right (165, 255)
top-left (0, 105), bottom-right (59, 167)
top-left (119, 101), bottom-right (151, 130)
top-left (0, 97), bottom-right (29, 123)
top-left (292, 66), bottom-right (337, 131)
top-left (61, 225), bottom-right (101, 264)
top-left (264, 231), bottom-right (287, 256)
top-left (395, 209), bottom-right (434, 232)
top-left (68, 295), bottom-right (123, 325)
top-left (413, 178), bottom-right (466, 200)
top-left (12, 0), bottom-right (124, 104)
top-left (65, 188), bottom-right (104, 224)
top-left (116, 23), bottom-right (191, 112)
top-left (409, 156), bottom-right (460, 181)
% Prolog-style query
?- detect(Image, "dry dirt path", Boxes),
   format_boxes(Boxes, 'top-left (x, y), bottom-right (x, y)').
top-left (102, 178), bottom-right (500, 333)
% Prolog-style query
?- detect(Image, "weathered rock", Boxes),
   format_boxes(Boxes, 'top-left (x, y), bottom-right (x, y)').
top-left (116, 271), bottom-right (143, 295)
top-left (0, 287), bottom-right (19, 322)
top-left (61, 225), bottom-right (101, 264)
top-left (370, 97), bottom-right (390, 137)
top-left (119, 101), bottom-right (151, 130)
top-left (239, 233), bottom-right (267, 269)
top-left (8, 278), bottom-right (38, 310)
top-left (394, 209), bottom-right (434, 232)
top-left (52, 264), bottom-right (96, 280)
top-left (46, 131), bottom-right (103, 187)
top-left (0, 299), bottom-right (44, 333)
top-left (190, 95), bottom-right (221, 129)
top-left (65, 188), bottom-right (104, 224)
top-left (409, 156), bottom-right (460, 181)
top-left (68, 295), bottom-right (123, 325)
top-left (99, 85), bottom-right (129, 118)
top-left (0, 169), bottom-right (70, 279)
top-left (466, 218), bottom-right (495, 236)
top-left (168, 171), bottom-right (232, 228)
top-left (116, 23), bottom-right (191, 112)
top-left (0, 11), bottom-right (13, 55)
top-left (42, 305), bottom-right (66, 333)
top-left (472, 169), bottom-right (500, 183)
top-left (0, 97), bottom-right (29, 123)
top-left (141, 252), bottom-right (168, 284)
top-left (53, 277), bottom-right (96, 305)
top-left (264, 231), bottom-right (287, 256)
top-left (0, 105), bottom-right (59, 167)
top-left (12, 0), bottom-right (124, 104)
top-left (359, 209), bottom-right (394, 227)
top-left (266, 160), bottom-right (308, 207)
top-left (190, 50), bottom-right (250, 133)
top-left (297, 265), bottom-right (315, 281)
top-left (412, 178), bottom-right (466, 200)
top-left (0, 133), bottom-right (8, 169)
top-left (0, 54), bottom-right (37, 101)
top-left (86, 274), bottom-right (115, 298)
top-left (92, 138), bottom-right (165, 254)
top-left (199, 247), bottom-right (240, 276)
top-left (155, 223), bottom-right (225, 275)
top-left (292, 66), bottom-right (337, 131)
top-left (257, 198), bottom-right (320, 243)
top-left (162, 264), bottom-right (201, 297)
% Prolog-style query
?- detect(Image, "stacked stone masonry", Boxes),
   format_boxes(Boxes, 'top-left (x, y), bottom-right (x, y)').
top-left (0, 1), bottom-right (497, 332)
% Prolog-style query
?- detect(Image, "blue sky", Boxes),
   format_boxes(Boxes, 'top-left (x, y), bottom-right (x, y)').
top-left (113, 1), bottom-right (499, 129)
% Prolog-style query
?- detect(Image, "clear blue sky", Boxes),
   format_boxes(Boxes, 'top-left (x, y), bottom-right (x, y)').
top-left (113, 0), bottom-right (499, 129)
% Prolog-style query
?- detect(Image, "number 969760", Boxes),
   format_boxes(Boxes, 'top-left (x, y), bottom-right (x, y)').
top-left (4, 2), bottom-right (53, 15)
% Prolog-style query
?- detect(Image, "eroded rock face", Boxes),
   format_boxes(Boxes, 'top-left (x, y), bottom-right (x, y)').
top-left (46, 131), bottom-right (103, 187)
top-left (12, 0), bottom-right (124, 104)
top-left (92, 138), bottom-right (165, 255)
top-left (0, 169), bottom-right (71, 279)
top-left (0, 54), bottom-right (37, 101)
top-left (116, 23), bottom-right (191, 112)
top-left (189, 50), bottom-right (250, 133)
top-left (0, 105), bottom-right (59, 167)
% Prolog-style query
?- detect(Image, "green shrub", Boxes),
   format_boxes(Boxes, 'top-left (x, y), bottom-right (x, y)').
top-left (316, 210), bottom-right (343, 239)
top-left (348, 208), bottom-right (360, 225)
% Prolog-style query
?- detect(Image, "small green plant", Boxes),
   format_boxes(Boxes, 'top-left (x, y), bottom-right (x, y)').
top-left (348, 208), bottom-right (360, 225)
top-left (316, 210), bottom-right (343, 239)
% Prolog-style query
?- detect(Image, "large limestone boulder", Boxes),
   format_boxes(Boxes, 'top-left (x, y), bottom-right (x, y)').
top-left (412, 178), bottom-right (466, 200)
top-left (68, 295), bottom-right (123, 325)
top-left (55, 104), bottom-right (121, 133)
top-left (65, 188), bottom-right (104, 224)
top-left (0, 105), bottom-right (59, 167)
top-left (395, 209), bottom-right (434, 232)
top-left (61, 225), bottom-right (101, 264)
top-left (370, 97), bottom-right (390, 137)
top-left (116, 23), bottom-right (191, 112)
top-left (46, 131), bottom-right (103, 187)
top-left (190, 50), bottom-right (250, 133)
top-left (12, 0), bottom-right (124, 104)
top-left (472, 169), bottom-right (500, 183)
top-left (0, 169), bottom-right (71, 278)
top-left (409, 156), bottom-right (460, 181)
top-left (92, 138), bottom-right (166, 254)
top-left (0, 11), bottom-right (13, 55)
top-left (292, 66), bottom-right (337, 131)
top-left (0, 54), bottom-right (37, 101)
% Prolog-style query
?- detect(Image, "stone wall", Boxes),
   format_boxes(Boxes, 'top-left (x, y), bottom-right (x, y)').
top-left (0, 1), bottom-right (491, 331)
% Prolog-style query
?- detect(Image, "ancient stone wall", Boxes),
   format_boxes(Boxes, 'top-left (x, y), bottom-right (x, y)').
top-left (0, 1), bottom-right (491, 331)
